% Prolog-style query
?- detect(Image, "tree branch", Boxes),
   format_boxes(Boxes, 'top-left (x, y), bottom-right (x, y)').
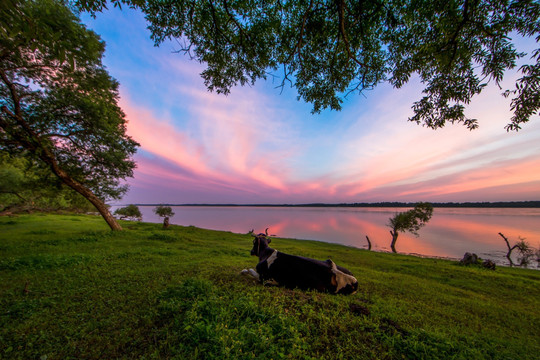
top-left (0, 69), bottom-right (23, 120)
top-left (499, 232), bottom-right (517, 266)
top-left (223, 0), bottom-right (250, 44)
top-left (207, 0), bottom-right (234, 46)
top-left (286, 0), bottom-right (313, 63)
top-left (337, 0), bottom-right (368, 69)
top-left (0, 190), bottom-right (27, 201)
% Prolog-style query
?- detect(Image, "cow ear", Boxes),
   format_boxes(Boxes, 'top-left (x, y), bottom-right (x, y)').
top-left (267, 238), bottom-right (271, 244)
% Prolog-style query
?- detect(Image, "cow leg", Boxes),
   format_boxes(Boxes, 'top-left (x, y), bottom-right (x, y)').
top-left (241, 268), bottom-right (260, 281)
top-left (263, 279), bottom-right (279, 287)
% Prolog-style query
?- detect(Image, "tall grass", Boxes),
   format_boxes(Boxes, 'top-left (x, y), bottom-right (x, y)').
top-left (1, 214), bottom-right (539, 359)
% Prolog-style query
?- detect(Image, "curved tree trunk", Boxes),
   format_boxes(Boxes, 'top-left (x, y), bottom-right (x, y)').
top-left (390, 230), bottom-right (398, 253)
top-left (45, 159), bottom-right (122, 231)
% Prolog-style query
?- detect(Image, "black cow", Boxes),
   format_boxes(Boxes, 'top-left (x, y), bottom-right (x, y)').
top-left (241, 231), bottom-right (358, 295)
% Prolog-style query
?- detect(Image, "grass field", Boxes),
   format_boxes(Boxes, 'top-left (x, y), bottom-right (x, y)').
top-left (1, 214), bottom-right (539, 359)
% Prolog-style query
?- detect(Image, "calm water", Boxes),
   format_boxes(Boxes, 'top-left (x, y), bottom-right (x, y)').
top-left (117, 206), bottom-right (540, 267)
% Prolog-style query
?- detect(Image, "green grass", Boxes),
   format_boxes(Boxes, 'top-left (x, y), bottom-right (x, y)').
top-left (1, 214), bottom-right (539, 359)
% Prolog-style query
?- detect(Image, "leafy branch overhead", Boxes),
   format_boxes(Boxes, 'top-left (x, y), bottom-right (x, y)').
top-left (78, 0), bottom-right (539, 130)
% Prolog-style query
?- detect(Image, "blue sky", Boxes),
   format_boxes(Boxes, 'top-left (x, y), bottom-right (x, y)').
top-left (81, 6), bottom-right (540, 204)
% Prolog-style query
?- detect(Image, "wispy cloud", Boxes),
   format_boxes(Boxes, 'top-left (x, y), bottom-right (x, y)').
top-left (84, 7), bottom-right (540, 204)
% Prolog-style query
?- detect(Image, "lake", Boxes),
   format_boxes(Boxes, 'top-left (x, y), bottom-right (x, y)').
top-left (117, 206), bottom-right (540, 267)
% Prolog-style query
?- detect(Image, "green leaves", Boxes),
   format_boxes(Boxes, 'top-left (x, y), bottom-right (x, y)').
top-left (389, 202), bottom-right (434, 236)
top-left (1, 0), bottom-right (139, 229)
top-left (78, 0), bottom-right (539, 130)
top-left (153, 205), bottom-right (175, 218)
top-left (114, 204), bottom-right (143, 221)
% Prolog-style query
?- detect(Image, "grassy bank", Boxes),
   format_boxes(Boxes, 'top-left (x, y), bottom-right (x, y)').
top-left (1, 214), bottom-right (539, 359)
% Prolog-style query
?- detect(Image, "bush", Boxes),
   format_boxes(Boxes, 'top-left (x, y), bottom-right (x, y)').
top-left (153, 206), bottom-right (175, 218)
top-left (114, 205), bottom-right (142, 221)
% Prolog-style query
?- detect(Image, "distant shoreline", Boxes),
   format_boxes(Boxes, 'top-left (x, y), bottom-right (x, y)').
top-left (113, 201), bottom-right (540, 208)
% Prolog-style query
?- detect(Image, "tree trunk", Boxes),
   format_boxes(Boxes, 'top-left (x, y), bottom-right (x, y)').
top-left (390, 230), bottom-right (398, 253)
top-left (365, 235), bottom-right (372, 251)
top-left (52, 167), bottom-right (122, 231)
top-left (163, 216), bottom-right (170, 228)
top-left (36, 140), bottom-right (122, 231)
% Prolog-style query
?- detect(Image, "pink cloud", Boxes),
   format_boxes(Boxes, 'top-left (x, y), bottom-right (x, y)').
top-left (117, 58), bottom-right (540, 204)
top-left (119, 91), bottom-right (299, 200)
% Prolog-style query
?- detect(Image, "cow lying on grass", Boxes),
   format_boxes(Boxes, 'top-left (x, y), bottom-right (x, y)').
top-left (241, 230), bottom-right (358, 295)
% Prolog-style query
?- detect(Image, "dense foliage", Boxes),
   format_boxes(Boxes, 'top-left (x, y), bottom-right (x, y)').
top-left (0, 153), bottom-right (95, 213)
top-left (78, 0), bottom-right (539, 130)
top-left (153, 205), bottom-right (175, 218)
top-left (113, 204), bottom-right (142, 221)
top-left (1, 214), bottom-right (539, 359)
top-left (0, 0), bottom-right (139, 230)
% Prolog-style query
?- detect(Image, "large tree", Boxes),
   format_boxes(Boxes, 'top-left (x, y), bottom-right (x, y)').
top-left (0, 0), bottom-right (139, 230)
top-left (78, 0), bottom-right (539, 130)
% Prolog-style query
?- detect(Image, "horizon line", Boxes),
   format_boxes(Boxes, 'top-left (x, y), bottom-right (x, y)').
top-left (109, 200), bottom-right (540, 208)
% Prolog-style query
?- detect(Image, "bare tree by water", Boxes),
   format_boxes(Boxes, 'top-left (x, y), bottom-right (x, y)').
top-left (498, 232), bottom-right (537, 267)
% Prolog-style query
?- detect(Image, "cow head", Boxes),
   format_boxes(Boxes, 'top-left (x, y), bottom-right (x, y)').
top-left (251, 228), bottom-right (271, 256)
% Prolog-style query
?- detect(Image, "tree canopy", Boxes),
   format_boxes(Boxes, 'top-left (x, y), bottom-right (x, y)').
top-left (154, 205), bottom-right (175, 218)
top-left (0, 153), bottom-right (95, 214)
top-left (114, 204), bottom-right (142, 221)
top-left (0, 0), bottom-right (139, 230)
top-left (388, 202), bottom-right (433, 252)
top-left (78, 0), bottom-right (539, 130)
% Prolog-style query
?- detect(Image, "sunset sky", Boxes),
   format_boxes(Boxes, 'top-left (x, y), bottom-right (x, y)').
top-left (81, 7), bottom-right (540, 205)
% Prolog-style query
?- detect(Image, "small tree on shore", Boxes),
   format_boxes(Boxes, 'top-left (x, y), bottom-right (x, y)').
top-left (154, 205), bottom-right (175, 228)
top-left (388, 202), bottom-right (433, 253)
top-left (114, 205), bottom-right (142, 221)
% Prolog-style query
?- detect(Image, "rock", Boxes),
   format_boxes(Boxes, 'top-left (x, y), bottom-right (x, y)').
top-left (482, 259), bottom-right (496, 270)
top-left (460, 252), bottom-right (496, 270)
top-left (460, 252), bottom-right (479, 265)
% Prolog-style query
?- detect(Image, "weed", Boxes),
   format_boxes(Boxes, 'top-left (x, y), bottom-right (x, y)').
top-left (147, 232), bottom-right (177, 243)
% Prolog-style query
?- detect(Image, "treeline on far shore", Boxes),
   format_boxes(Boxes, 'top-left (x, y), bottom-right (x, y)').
top-left (132, 201), bottom-right (540, 208)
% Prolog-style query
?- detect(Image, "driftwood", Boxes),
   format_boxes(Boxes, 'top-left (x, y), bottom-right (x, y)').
top-left (499, 232), bottom-right (517, 267)
top-left (365, 235), bottom-right (372, 251)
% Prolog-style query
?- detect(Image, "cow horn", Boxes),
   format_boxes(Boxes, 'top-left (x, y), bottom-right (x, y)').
top-left (265, 228), bottom-right (269, 236)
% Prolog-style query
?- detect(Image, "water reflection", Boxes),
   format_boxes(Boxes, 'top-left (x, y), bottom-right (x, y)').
top-left (121, 206), bottom-right (540, 266)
